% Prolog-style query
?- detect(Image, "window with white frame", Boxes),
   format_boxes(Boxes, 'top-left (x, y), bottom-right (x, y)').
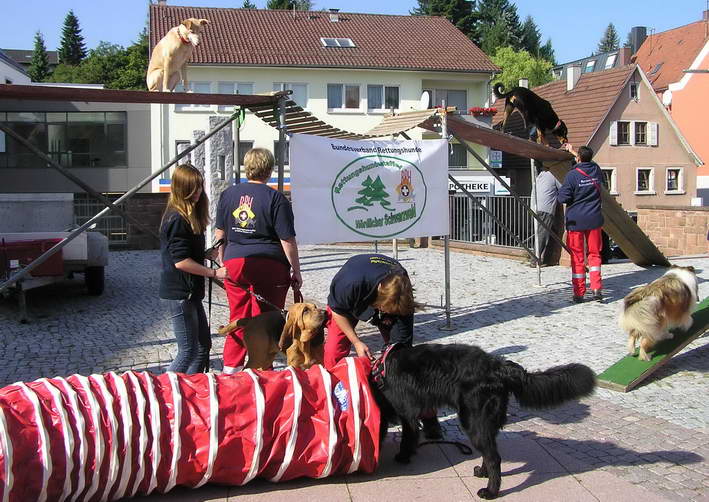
top-left (367, 85), bottom-right (399, 111)
top-left (236, 140), bottom-right (254, 181)
top-left (584, 60), bottom-right (596, 73)
top-left (424, 89), bottom-right (467, 111)
top-left (665, 167), bottom-right (684, 193)
top-left (604, 54), bottom-right (617, 70)
top-left (175, 82), bottom-right (211, 111)
top-left (217, 82), bottom-right (254, 111)
top-left (320, 37), bottom-right (356, 48)
top-left (327, 83), bottom-right (361, 111)
top-left (635, 167), bottom-right (655, 194)
top-left (610, 121), bottom-right (658, 146)
top-left (601, 167), bottom-right (617, 194)
top-left (448, 143), bottom-right (467, 169)
top-left (273, 82), bottom-right (308, 107)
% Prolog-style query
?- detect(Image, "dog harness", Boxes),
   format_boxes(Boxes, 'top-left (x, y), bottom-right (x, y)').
top-left (371, 343), bottom-right (401, 389)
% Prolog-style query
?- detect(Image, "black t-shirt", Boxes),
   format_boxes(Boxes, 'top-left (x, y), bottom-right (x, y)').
top-left (216, 182), bottom-right (296, 265)
top-left (159, 211), bottom-right (206, 300)
top-left (328, 254), bottom-right (413, 346)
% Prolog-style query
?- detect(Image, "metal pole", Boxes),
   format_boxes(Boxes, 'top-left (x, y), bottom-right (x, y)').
top-left (0, 111), bottom-right (241, 294)
top-left (234, 108), bottom-right (240, 184)
top-left (530, 159), bottom-right (542, 285)
top-left (451, 130), bottom-right (572, 256)
top-left (0, 123), bottom-right (160, 243)
top-left (441, 104), bottom-right (453, 330)
top-left (277, 95), bottom-right (287, 192)
top-left (392, 239), bottom-right (398, 260)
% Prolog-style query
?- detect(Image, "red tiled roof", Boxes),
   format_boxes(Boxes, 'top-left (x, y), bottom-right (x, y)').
top-left (634, 20), bottom-right (709, 92)
top-left (492, 65), bottom-right (636, 147)
top-left (149, 4), bottom-right (498, 73)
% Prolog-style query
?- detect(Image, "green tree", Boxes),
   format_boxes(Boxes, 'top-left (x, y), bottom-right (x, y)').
top-left (520, 15), bottom-right (541, 57)
top-left (111, 29), bottom-right (149, 90)
top-left (598, 22), bottom-right (620, 53)
top-left (353, 175), bottom-right (392, 210)
top-left (623, 30), bottom-right (633, 48)
top-left (28, 31), bottom-right (51, 82)
top-left (429, 0), bottom-right (479, 42)
top-left (491, 46), bottom-right (553, 91)
top-left (242, 0), bottom-right (257, 7)
top-left (539, 39), bottom-right (556, 65)
top-left (267, 0), bottom-right (313, 8)
top-left (58, 10), bottom-right (87, 65)
top-left (410, 0), bottom-right (431, 15)
top-left (476, 0), bottom-right (523, 52)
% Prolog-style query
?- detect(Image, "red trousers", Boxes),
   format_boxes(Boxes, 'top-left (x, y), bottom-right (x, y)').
top-left (323, 307), bottom-right (394, 370)
top-left (567, 228), bottom-right (603, 297)
top-left (223, 257), bottom-right (290, 372)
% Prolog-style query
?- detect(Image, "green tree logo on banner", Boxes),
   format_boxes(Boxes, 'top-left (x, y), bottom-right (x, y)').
top-left (350, 175), bottom-right (393, 211)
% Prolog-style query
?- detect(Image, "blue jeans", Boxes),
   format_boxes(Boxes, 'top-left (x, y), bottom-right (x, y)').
top-left (164, 297), bottom-right (211, 374)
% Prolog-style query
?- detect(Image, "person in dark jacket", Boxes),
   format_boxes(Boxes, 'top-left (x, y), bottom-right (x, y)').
top-left (160, 164), bottom-right (228, 373)
top-left (558, 144), bottom-right (604, 303)
top-left (324, 253), bottom-right (443, 439)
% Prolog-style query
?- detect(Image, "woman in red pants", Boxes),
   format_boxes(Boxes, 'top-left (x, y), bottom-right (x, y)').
top-left (214, 148), bottom-right (302, 374)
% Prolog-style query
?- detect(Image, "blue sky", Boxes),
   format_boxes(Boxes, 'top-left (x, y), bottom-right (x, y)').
top-left (2, 0), bottom-right (705, 63)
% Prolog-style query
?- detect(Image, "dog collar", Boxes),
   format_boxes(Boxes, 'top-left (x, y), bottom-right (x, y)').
top-left (371, 343), bottom-right (401, 389)
top-left (178, 30), bottom-right (191, 44)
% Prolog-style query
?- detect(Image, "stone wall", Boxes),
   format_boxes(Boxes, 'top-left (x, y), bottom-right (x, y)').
top-left (125, 193), bottom-right (169, 250)
top-left (637, 205), bottom-right (709, 257)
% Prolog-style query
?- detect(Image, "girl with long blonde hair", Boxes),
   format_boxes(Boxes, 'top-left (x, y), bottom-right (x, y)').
top-left (159, 164), bottom-right (227, 373)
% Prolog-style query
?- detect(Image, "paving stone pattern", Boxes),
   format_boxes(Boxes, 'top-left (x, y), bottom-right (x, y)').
top-left (1, 246), bottom-right (708, 500)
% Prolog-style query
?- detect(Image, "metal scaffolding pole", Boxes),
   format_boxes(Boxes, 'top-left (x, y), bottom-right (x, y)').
top-left (277, 95), bottom-right (287, 192)
top-left (441, 105), bottom-right (453, 330)
top-left (0, 110), bottom-right (242, 294)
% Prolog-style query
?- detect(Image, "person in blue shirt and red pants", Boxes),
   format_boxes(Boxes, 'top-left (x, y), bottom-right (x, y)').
top-left (558, 144), bottom-right (604, 303)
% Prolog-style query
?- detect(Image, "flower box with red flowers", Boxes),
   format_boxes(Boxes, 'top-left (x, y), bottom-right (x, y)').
top-left (468, 107), bottom-right (497, 117)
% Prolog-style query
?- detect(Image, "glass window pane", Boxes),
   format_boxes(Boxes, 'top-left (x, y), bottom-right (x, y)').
top-left (237, 141), bottom-right (254, 167)
top-left (7, 112), bottom-right (45, 122)
top-left (448, 144), bottom-right (466, 168)
top-left (237, 83), bottom-right (253, 95)
top-left (327, 84), bottom-right (342, 108)
top-left (5, 122), bottom-right (48, 168)
top-left (273, 140), bottom-right (289, 166)
top-left (105, 112), bottom-right (126, 123)
top-left (385, 86), bottom-right (399, 109)
top-left (367, 85), bottom-right (383, 109)
top-left (218, 82), bottom-right (235, 94)
top-left (289, 84), bottom-right (307, 107)
top-left (273, 82), bottom-right (284, 92)
top-left (193, 82), bottom-right (210, 94)
top-left (345, 85), bottom-right (359, 108)
top-left (47, 112), bottom-right (66, 122)
top-left (446, 90), bottom-right (466, 111)
top-left (68, 112), bottom-right (105, 123)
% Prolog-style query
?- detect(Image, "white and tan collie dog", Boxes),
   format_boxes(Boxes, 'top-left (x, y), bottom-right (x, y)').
top-left (620, 265), bottom-right (698, 361)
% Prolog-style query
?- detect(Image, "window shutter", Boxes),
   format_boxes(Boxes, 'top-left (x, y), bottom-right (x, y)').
top-left (649, 122), bottom-right (658, 146)
top-left (609, 121), bottom-right (618, 146)
top-left (629, 121), bottom-right (636, 145)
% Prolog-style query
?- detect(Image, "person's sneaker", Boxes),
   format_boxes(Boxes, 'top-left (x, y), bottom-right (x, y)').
top-left (572, 296), bottom-right (584, 304)
top-left (592, 290), bottom-right (603, 302)
top-left (420, 417), bottom-right (444, 440)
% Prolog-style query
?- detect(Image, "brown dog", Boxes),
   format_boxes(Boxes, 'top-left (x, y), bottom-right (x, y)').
top-left (218, 303), bottom-right (327, 370)
top-left (147, 18), bottom-right (209, 92)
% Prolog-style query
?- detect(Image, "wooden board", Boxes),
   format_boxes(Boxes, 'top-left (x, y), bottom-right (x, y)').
top-left (597, 296), bottom-right (709, 392)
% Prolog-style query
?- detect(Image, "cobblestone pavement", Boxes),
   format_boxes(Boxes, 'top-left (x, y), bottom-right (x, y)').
top-left (2, 245), bottom-right (709, 501)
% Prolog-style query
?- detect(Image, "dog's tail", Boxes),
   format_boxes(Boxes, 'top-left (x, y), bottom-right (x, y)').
top-left (500, 360), bottom-right (596, 409)
top-left (493, 82), bottom-right (508, 100)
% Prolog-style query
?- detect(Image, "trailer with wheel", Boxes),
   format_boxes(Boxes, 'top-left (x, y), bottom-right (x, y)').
top-left (0, 230), bottom-right (109, 322)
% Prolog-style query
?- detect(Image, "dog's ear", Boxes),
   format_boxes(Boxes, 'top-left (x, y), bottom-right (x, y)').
top-left (279, 305), bottom-right (303, 351)
top-left (199, 19), bottom-right (209, 25)
top-left (687, 265), bottom-right (696, 273)
top-left (181, 19), bottom-right (195, 31)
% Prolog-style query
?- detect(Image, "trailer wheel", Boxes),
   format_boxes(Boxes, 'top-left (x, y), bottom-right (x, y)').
top-left (85, 266), bottom-right (105, 295)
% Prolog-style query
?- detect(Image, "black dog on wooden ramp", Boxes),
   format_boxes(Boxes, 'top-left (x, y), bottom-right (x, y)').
top-left (494, 82), bottom-right (568, 147)
top-left (371, 343), bottom-right (596, 499)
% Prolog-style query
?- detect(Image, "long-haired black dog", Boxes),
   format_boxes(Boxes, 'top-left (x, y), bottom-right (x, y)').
top-left (371, 343), bottom-right (596, 499)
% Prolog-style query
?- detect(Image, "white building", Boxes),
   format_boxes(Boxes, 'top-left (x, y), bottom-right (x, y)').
top-left (148, 3), bottom-right (499, 192)
top-left (0, 49), bottom-right (31, 85)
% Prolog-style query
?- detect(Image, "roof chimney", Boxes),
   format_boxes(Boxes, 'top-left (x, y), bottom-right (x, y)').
top-left (567, 65), bottom-right (581, 91)
top-left (619, 46), bottom-right (632, 65)
top-left (329, 8), bottom-right (340, 22)
top-left (703, 9), bottom-right (709, 21)
top-left (518, 78), bottom-right (529, 88)
top-left (630, 26), bottom-right (647, 54)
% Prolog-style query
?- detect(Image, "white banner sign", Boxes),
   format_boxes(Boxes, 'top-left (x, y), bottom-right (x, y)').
top-left (290, 134), bottom-right (448, 244)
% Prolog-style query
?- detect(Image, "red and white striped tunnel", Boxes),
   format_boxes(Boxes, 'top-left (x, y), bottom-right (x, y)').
top-left (0, 357), bottom-right (380, 502)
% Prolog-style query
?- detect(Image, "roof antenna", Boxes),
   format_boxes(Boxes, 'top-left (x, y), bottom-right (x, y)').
top-left (293, 0), bottom-right (296, 18)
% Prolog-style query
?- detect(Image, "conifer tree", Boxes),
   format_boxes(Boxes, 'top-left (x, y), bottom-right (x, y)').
top-left (520, 15), bottom-right (541, 57)
top-left (28, 31), bottom-right (51, 82)
top-left (598, 23), bottom-right (620, 53)
top-left (242, 0), bottom-right (257, 7)
top-left (58, 10), bottom-right (87, 65)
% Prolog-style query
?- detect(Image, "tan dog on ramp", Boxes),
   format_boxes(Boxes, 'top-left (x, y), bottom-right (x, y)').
top-left (147, 18), bottom-right (209, 92)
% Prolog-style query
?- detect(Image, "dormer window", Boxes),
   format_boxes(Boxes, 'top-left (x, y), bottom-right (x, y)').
top-left (320, 37), bottom-right (356, 48)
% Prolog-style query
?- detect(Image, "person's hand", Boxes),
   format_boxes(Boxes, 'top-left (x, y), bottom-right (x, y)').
top-left (291, 270), bottom-right (303, 290)
top-left (353, 340), bottom-right (372, 361)
top-left (214, 267), bottom-right (228, 281)
top-left (561, 143), bottom-right (572, 152)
